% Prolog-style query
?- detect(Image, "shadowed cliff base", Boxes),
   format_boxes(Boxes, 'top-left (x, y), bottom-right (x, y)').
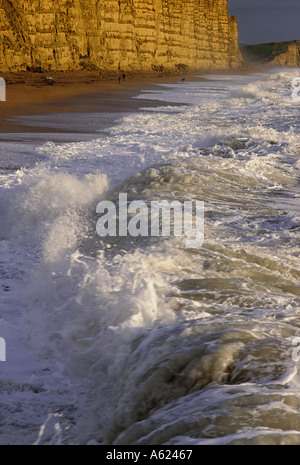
top-left (241, 41), bottom-right (300, 67)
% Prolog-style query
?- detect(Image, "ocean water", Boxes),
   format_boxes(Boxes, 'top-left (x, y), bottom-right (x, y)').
top-left (0, 68), bottom-right (300, 445)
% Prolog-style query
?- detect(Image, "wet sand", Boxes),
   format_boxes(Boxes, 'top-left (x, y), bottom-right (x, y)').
top-left (0, 65), bottom-right (263, 136)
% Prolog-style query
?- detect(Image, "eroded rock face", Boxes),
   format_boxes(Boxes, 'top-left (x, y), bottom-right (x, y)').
top-left (268, 42), bottom-right (300, 67)
top-left (0, 0), bottom-right (241, 72)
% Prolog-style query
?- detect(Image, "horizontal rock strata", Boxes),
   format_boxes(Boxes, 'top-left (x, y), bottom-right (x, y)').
top-left (0, 0), bottom-right (241, 72)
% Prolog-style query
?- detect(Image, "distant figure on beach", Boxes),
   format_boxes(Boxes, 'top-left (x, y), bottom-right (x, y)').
top-left (181, 78), bottom-right (185, 84)
top-left (118, 76), bottom-right (122, 84)
top-left (122, 74), bottom-right (126, 81)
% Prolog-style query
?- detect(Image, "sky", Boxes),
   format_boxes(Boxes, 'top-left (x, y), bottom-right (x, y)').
top-left (228, 0), bottom-right (300, 45)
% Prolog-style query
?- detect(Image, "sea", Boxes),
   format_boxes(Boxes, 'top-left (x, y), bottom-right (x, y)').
top-left (0, 68), bottom-right (300, 445)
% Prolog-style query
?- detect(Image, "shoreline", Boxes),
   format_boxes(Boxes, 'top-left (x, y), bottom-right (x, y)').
top-left (0, 65), bottom-right (266, 136)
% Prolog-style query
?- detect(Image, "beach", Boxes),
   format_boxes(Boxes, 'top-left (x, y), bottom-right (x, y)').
top-left (0, 70), bottom-right (187, 135)
top-left (0, 66), bottom-right (260, 135)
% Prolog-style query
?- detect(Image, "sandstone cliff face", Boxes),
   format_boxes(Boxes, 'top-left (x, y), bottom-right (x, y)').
top-left (0, 0), bottom-right (241, 72)
top-left (268, 42), bottom-right (300, 67)
top-left (241, 41), bottom-right (300, 68)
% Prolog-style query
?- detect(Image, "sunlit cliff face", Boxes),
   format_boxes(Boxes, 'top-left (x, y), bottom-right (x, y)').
top-left (0, 0), bottom-right (240, 72)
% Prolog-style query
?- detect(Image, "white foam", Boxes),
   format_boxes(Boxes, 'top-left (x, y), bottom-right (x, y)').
top-left (1, 68), bottom-right (300, 445)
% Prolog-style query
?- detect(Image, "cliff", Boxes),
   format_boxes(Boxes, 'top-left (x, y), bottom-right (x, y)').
top-left (267, 41), bottom-right (300, 67)
top-left (241, 41), bottom-right (300, 67)
top-left (0, 0), bottom-right (241, 73)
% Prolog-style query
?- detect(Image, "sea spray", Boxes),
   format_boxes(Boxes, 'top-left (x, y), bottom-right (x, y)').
top-left (0, 69), bottom-right (299, 445)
